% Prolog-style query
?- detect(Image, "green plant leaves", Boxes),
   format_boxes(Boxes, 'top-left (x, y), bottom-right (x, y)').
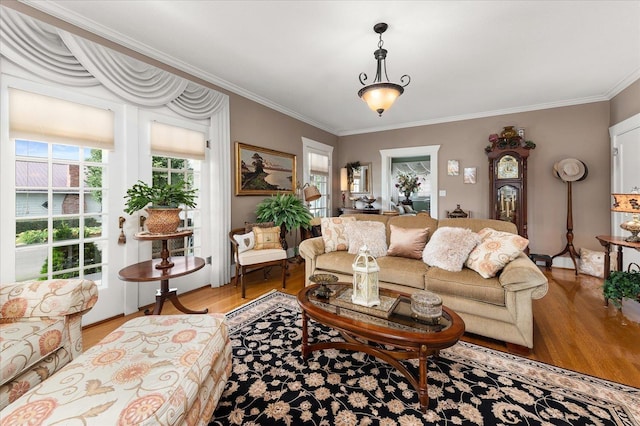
top-left (255, 193), bottom-right (313, 232)
top-left (123, 180), bottom-right (197, 214)
top-left (603, 268), bottom-right (640, 309)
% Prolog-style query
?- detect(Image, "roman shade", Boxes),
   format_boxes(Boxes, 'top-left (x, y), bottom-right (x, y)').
top-left (150, 121), bottom-right (206, 160)
top-left (9, 88), bottom-right (114, 149)
top-left (310, 152), bottom-right (329, 175)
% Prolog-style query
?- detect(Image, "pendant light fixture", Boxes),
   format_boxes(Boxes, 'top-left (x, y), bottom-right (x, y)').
top-left (358, 23), bottom-right (411, 117)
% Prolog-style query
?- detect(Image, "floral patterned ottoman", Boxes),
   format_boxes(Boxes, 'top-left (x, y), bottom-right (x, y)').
top-left (0, 314), bottom-right (232, 426)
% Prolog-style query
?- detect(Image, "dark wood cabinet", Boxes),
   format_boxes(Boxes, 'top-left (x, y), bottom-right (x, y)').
top-left (486, 139), bottom-right (533, 238)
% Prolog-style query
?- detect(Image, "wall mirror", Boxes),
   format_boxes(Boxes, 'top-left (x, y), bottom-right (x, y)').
top-left (350, 163), bottom-right (372, 195)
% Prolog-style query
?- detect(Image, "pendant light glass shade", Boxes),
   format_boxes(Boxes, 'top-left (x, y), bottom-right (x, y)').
top-left (358, 83), bottom-right (404, 115)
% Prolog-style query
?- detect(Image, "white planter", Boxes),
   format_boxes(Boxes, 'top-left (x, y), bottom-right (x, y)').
top-left (621, 298), bottom-right (640, 323)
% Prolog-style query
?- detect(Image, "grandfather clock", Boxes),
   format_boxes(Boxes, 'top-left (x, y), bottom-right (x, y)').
top-left (486, 127), bottom-right (536, 238)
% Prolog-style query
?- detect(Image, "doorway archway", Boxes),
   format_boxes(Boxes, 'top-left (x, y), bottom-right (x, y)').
top-left (380, 145), bottom-right (441, 218)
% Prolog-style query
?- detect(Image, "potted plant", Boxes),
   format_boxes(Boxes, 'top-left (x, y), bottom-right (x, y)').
top-left (124, 180), bottom-right (197, 234)
top-left (255, 193), bottom-right (313, 250)
top-left (603, 265), bottom-right (640, 309)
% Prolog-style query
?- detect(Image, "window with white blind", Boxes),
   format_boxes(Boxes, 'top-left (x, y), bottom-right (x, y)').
top-left (8, 88), bottom-right (114, 283)
top-left (149, 122), bottom-right (205, 260)
top-left (302, 138), bottom-right (334, 218)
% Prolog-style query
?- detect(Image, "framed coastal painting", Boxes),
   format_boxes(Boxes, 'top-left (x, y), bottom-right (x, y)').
top-left (235, 142), bottom-right (296, 196)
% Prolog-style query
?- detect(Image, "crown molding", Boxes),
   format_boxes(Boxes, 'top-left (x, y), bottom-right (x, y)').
top-left (337, 95), bottom-right (610, 136)
top-left (15, 0), bottom-right (336, 135)
top-left (605, 68), bottom-right (640, 99)
top-left (12, 1), bottom-right (638, 139)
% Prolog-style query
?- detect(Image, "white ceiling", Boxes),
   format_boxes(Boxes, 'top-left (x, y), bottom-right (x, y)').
top-left (23, 1), bottom-right (640, 136)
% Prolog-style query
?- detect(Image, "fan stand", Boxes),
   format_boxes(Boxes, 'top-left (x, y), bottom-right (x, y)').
top-left (551, 181), bottom-right (579, 275)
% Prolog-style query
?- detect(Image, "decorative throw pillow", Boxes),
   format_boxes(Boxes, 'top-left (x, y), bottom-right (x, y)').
top-left (387, 225), bottom-right (430, 259)
top-left (403, 204), bottom-right (416, 214)
top-left (345, 221), bottom-right (388, 257)
top-left (422, 227), bottom-right (481, 272)
top-left (578, 247), bottom-right (605, 278)
top-left (321, 217), bottom-right (356, 253)
top-left (465, 228), bottom-right (529, 278)
top-left (233, 231), bottom-right (255, 253)
top-left (244, 221), bottom-right (275, 234)
top-left (253, 226), bottom-right (282, 250)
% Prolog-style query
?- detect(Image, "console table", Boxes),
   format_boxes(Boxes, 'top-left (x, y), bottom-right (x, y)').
top-left (338, 207), bottom-right (380, 215)
top-left (118, 230), bottom-right (208, 315)
top-left (595, 235), bottom-right (640, 279)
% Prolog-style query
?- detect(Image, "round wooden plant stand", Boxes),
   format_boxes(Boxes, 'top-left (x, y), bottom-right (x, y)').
top-left (118, 230), bottom-right (208, 315)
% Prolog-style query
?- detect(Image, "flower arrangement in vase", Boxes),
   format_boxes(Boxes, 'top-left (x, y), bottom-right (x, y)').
top-left (395, 171), bottom-right (421, 204)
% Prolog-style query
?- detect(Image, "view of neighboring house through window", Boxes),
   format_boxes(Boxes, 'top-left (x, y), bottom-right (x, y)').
top-left (14, 140), bottom-right (107, 282)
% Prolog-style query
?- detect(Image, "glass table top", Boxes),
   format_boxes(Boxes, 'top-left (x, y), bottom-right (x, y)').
top-left (307, 284), bottom-right (453, 334)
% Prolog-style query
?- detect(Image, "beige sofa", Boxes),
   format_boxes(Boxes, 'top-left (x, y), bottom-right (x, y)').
top-left (299, 214), bottom-right (548, 349)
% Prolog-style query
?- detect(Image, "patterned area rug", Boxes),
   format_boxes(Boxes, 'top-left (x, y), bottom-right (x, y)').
top-left (210, 291), bottom-right (639, 425)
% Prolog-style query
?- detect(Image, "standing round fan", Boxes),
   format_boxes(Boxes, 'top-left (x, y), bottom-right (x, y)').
top-left (551, 158), bottom-right (588, 274)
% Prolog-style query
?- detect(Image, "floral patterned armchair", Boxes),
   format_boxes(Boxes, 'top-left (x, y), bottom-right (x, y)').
top-left (0, 279), bottom-right (98, 410)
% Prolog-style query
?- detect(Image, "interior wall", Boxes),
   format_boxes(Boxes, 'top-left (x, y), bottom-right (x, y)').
top-left (229, 94), bottom-right (338, 229)
top-left (610, 78), bottom-right (640, 125)
top-left (338, 101), bottom-right (612, 257)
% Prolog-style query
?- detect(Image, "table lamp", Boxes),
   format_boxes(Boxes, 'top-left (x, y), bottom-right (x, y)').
top-left (611, 192), bottom-right (640, 242)
top-left (340, 168), bottom-right (348, 207)
top-left (303, 183), bottom-right (321, 204)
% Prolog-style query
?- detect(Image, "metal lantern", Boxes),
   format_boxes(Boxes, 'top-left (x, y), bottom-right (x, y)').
top-left (352, 245), bottom-right (381, 307)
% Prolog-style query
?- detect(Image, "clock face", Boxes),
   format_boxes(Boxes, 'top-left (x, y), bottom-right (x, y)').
top-left (497, 155), bottom-right (519, 179)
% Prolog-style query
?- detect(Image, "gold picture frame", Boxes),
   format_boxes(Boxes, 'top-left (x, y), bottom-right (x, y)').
top-left (235, 142), bottom-right (296, 196)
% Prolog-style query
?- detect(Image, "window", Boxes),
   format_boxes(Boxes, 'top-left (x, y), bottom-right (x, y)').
top-left (14, 140), bottom-right (108, 282)
top-left (9, 89), bottom-right (114, 282)
top-left (302, 138), bottom-right (334, 218)
top-left (149, 122), bottom-right (205, 260)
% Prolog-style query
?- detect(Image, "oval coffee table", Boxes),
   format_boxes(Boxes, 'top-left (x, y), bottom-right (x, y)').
top-left (297, 283), bottom-right (465, 412)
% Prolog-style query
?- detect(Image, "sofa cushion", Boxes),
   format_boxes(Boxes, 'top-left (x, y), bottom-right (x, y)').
top-left (237, 248), bottom-right (286, 266)
top-left (315, 251), bottom-right (356, 275)
top-left (321, 217), bottom-right (356, 253)
top-left (422, 227), bottom-right (481, 272)
top-left (0, 318), bottom-right (65, 385)
top-left (465, 228), bottom-right (529, 278)
top-left (426, 267), bottom-right (505, 306)
top-left (233, 231), bottom-right (255, 253)
top-left (345, 221), bottom-right (387, 257)
top-left (377, 256), bottom-right (429, 289)
top-left (244, 221), bottom-right (274, 234)
top-left (253, 226), bottom-right (282, 250)
top-left (387, 225), bottom-right (429, 259)
top-left (578, 248), bottom-right (605, 278)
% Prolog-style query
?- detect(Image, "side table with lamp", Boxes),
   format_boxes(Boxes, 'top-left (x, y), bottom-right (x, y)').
top-left (596, 191), bottom-right (640, 280)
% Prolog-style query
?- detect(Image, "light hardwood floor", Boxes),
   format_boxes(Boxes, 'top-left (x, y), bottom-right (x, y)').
top-left (82, 263), bottom-right (640, 388)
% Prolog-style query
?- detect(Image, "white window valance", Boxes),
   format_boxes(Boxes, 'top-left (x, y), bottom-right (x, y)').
top-left (0, 7), bottom-right (225, 120)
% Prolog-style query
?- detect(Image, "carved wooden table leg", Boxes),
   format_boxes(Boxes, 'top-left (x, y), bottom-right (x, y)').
top-left (418, 344), bottom-right (429, 413)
